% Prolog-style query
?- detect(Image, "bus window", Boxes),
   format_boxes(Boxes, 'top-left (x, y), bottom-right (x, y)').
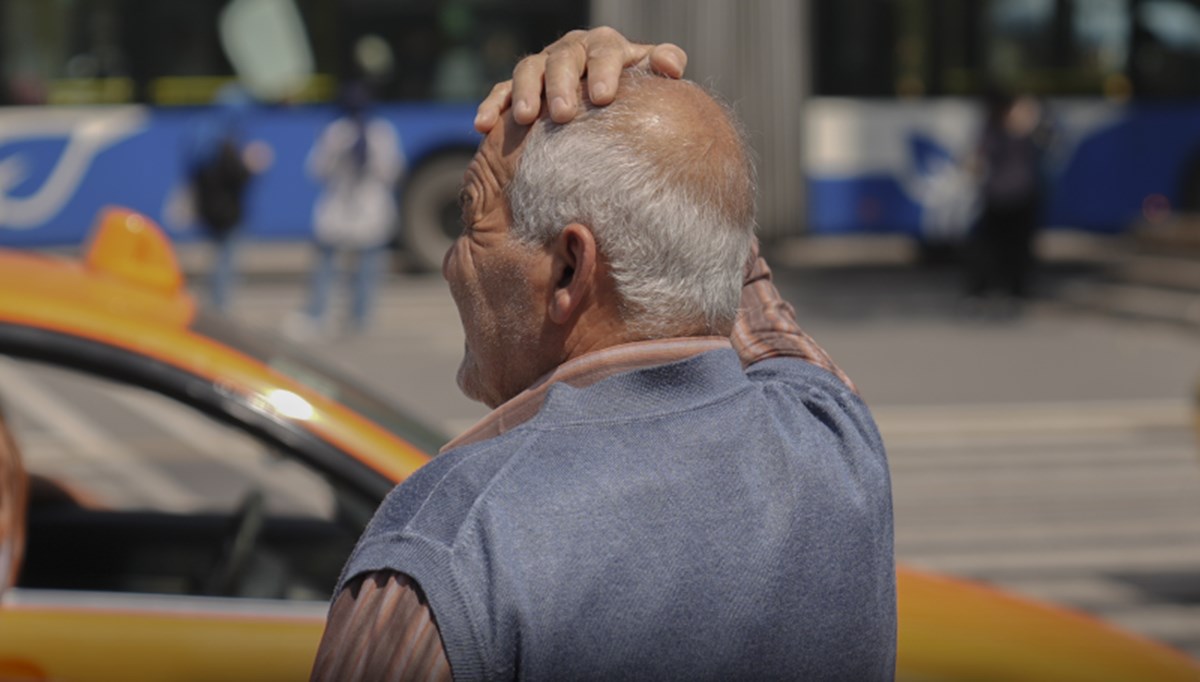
top-left (978, 0), bottom-right (1130, 96)
top-left (986, 0), bottom-right (1057, 84)
top-left (0, 0), bottom-right (585, 107)
top-left (0, 0), bottom-right (241, 106)
top-left (339, 2), bottom-right (584, 104)
top-left (1132, 0), bottom-right (1200, 97)
top-left (811, 0), bottom-right (898, 96)
top-left (812, 0), bottom-right (1200, 99)
top-left (812, 0), bottom-right (1131, 98)
top-left (1071, 0), bottom-right (1130, 97)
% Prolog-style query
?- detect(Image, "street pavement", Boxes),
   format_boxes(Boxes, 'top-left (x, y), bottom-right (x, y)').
top-left (196, 251), bottom-right (1200, 658)
top-left (12, 240), bottom-right (1197, 658)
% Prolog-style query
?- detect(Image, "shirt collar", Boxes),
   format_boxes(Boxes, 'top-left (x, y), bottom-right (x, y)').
top-left (440, 336), bottom-right (732, 453)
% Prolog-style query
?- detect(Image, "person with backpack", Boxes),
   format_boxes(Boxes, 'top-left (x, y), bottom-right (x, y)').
top-left (286, 82), bottom-right (403, 339)
top-left (186, 86), bottom-right (267, 313)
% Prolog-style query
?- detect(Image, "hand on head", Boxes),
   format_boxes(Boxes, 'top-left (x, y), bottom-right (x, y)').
top-left (474, 26), bottom-right (688, 133)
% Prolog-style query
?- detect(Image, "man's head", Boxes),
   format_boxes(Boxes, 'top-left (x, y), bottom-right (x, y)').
top-left (444, 70), bottom-right (757, 407)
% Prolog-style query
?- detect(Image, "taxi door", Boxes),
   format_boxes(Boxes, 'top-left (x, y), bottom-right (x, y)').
top-left (0, 393), bottom-right (326, 682)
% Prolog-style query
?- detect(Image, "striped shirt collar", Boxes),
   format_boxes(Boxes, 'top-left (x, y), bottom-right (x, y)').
top-left (440, 336), bottom-right (731, 453)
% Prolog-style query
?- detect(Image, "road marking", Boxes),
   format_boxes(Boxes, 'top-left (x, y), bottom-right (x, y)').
top-left (896, 516), bottom-right (1200, 549)
top-left (1104, 606), bottom-right (1200, 643)
top-left (873, 398), bottom-right (1191, 438)
top-left (889, 446), bottom-right (1191, 474)
top-left (880, 396), bottom-right (1200, 657)
top-left (906, 544), bottom-right (1200, 574)
top-left (978, 575), bottom-right (1145, 609)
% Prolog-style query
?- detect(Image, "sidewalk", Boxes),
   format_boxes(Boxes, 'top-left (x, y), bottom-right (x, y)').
top-left (177, 231), bottom-right (1200, 328)
top-left (176, 241), bottom-right (315, 283)
top-left (175, 230), bottom-right (1127, 280)
top-left (1053, 220), bottom-right (1200, 330)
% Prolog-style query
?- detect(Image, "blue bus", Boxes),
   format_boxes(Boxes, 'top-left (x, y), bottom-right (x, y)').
top-left (805, 0), bottom-right (1200, 243)
top-left (0, 0), bottom-right (585, 269)
top-left (6, 0), bottom-right (1200, 261)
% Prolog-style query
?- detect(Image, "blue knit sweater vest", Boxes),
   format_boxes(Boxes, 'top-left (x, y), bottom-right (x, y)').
top-left (341, 349), bottom-right (896, 681)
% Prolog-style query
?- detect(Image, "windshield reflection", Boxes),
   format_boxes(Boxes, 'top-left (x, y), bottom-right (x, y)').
top-left (190, 311), bottom-right (447, 455)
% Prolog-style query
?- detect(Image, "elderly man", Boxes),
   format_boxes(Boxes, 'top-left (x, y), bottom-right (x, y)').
top-left (312, 29), bottom-right (894, 682)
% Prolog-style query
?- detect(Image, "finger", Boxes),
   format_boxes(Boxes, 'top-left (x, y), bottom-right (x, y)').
top-left (511, 53), bottom-right (548, 125)
top-left (544, 38), bottom-right (588, 123)
top-left (647, 43), bottom-right (688, 78)
top-left (582, 26), bottom-right (645, 105)
top-left (588, 40), bottom-right (687, 104)
top-left (474, 81), bottom-right (512, 133)
top-left (584, 47), bottom-right (639, 105)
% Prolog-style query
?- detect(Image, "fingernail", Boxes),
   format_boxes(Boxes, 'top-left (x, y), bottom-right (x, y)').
top-left (515, 99), bottom-right (533, 120)
top-left (550, 96), bottom-right (568, 119)
top-left (592, 82), bottom-right (609, 99)
top-left (473, 112), bottom-right (486, 128)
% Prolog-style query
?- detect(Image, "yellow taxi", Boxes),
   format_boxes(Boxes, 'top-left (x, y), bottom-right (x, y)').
top-left (0, 209), bottom-right (1196, 681)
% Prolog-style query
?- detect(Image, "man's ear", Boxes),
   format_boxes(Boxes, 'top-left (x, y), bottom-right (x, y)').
top-left (548, 223), bottom-right (598, 325)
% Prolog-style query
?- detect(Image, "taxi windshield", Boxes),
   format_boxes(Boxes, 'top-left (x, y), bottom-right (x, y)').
top-left (191, 311), bottom-right (447, 455)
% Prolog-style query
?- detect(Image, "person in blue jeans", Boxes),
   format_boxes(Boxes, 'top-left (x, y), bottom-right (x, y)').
top-left (289, 84), bottom-right (403, 338)
top-left (186, 86), bottom-right (263, 314)
top-left (303, 241), bottom-right (388, 333)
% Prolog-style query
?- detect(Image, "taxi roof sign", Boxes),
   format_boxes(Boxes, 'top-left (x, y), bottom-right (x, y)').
top-left (84, 207), bottom-right (183, 295)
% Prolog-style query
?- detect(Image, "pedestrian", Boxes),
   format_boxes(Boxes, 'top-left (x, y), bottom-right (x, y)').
top-left (186, 86), bottom-right (262, 314)
top-left (311, 28), bottom-right (895, 681)
top-left (964, 89), bottom-right (1051, 306)
top-left (288, 83), bottom-right (403, 339)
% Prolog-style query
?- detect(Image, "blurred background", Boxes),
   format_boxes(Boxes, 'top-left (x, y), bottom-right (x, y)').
top-left (1, 0), bottom-right (1199, 661)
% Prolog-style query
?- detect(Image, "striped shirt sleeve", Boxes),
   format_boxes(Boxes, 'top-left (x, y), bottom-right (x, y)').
top-left (310, 571), bottom-right (452, 682)
top-left (731, 240), bottom-right (858, 393)
top-left (1, 412), bottom-right (27, 588)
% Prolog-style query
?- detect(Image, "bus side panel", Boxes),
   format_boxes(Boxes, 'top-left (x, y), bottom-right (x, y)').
top-left (1050, 102), bottom-right (1200, 232)
top-left (804, 99), bottom-right (979, 241)
top-left (0, 107), bottom-right (164, 246)
top-left (0, 104), bottom-right (477, 248)
top-left (806, 175), bottom-right (923, 237)
top-left (804, 98), bottom-right (1200, 239)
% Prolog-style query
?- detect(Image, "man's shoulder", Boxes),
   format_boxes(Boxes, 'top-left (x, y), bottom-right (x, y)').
top-left (747, 356), bottom-right (884, 451)
top-left (747, 353), bottom-right (855, 391)
top-left (337, 428), bottom-right (542, 593)
top-left (369, 428), bottom-right (538, 544)
top-left (357, 349), bottom-right (878, 552)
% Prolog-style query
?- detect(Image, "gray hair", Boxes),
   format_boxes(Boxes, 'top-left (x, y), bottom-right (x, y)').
top-left (506, 71), bottom-right (757, 338)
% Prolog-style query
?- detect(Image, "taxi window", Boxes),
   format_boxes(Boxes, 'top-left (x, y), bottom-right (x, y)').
top-left (0, 355), bottom-right (360, 600)
top-left (191, 311), bottom-right (448, 454)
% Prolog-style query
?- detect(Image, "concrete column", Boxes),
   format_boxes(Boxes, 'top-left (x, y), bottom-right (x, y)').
top-left (590, 0), bottom-right (810, 238)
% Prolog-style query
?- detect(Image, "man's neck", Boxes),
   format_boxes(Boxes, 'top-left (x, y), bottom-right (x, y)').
top-left (558, 313), bottom-right (639, 367)
top-left (444, 335), bottom-right (732, 452)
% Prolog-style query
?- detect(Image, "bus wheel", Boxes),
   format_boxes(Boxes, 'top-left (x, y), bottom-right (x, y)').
top-left (402, 152), bottom-right (474, 272)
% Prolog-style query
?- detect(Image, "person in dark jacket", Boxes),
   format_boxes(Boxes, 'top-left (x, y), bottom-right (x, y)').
top-left (964, 90), bottom-right (1051, 304)
top-left (186, 86), bottom-right (267, 314)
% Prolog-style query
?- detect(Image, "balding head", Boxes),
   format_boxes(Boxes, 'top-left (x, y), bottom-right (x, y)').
top-left (597, 75), bottom-right (756, 233)
top-left (507, 69), bottom-right (757, 338)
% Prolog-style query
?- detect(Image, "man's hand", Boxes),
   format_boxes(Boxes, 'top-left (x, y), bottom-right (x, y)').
top-left (474, 26), bottom-right (688, 133)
